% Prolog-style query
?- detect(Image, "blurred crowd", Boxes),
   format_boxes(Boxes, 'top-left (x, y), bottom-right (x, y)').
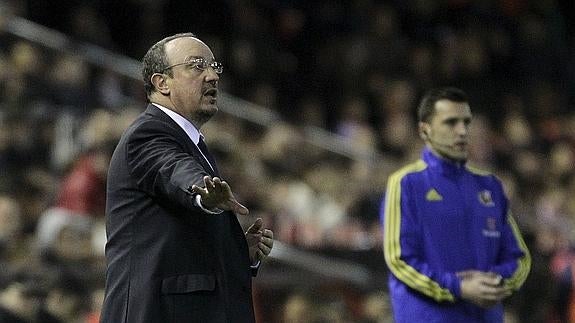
top-left (1, 0), bottom-right (575, 322)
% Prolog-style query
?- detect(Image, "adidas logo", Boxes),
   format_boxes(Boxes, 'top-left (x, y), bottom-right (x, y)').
top-left (426, 189), bottom-right (443, 201)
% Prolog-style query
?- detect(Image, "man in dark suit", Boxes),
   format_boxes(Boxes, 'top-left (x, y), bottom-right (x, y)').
top-left (100, 33), bottom-right (274, 323)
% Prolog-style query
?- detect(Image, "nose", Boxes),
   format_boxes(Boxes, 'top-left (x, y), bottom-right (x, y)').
top-left (204, 67), bottom-right (220, 83)
top-left (456, 122), bottom-right (469, 137)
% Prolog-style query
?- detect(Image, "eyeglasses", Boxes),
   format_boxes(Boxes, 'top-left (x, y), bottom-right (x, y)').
top-left (162, 57), bottom-right (223, 74)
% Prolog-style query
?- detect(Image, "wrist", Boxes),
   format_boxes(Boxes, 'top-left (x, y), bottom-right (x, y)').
top-left (195, 195), bottom-right (223, 214)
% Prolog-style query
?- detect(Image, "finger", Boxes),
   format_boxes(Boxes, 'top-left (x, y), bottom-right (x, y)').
top-left (494, 286), bottom-right (513, 298)
top-left (246, 233), bottom-right (261, 244)
top-left (256, 249), bottom-right (265, 260)
top-left (480, 286), bottom-right (509, 300)
top-left (456, 270), bottom-right (478, 278)
top-left (203, 176), bottom-right (215, 191)
top-left (191, 185), bottom-right (207, 196)
top-left (475, 273), bottom-right (503, 287)
top-left (258, 242), bottom-right (271, 256)
top-left (483, 272), bottom-right (503, 285)
top-left (262, 229), bottom-right (273, 239)
top-left (212, 177), bottom-right (224, 193)
top-left (218, 179), bottom-right (231, 194)
top-left (247, 218), bottom-right (263, 233)
top-left (230, 200), bottom-right (249, 216)
top-left (260, 236), bottom-right (274, 249)
top-left (483, 277), bottom-right (504, 287)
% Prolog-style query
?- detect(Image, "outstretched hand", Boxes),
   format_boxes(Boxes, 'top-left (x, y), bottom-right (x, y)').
top-left (245, 218), bottom-right (274, 265)
top-left (191, 176), bottom-right (249, 215)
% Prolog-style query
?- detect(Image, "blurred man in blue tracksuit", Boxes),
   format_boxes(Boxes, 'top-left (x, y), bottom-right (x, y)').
top-left (382, 87), bottom-right (530, 323)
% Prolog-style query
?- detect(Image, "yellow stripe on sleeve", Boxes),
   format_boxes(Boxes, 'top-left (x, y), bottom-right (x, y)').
top-left (383, 160), bottom-right (456, 302)
top-left (504, 212), bottom-right (531, 290)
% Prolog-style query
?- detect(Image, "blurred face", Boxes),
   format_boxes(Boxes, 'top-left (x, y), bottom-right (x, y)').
top-left (161, 37), bottom-right (220, 127)
top-left (420, 99), bottom-right (472, 161)
top-left (55, 226), bottom-right (93, 261)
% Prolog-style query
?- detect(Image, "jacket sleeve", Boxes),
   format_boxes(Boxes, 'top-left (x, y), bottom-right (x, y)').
top-left (383, 169), bottom-right (460, 302)
top-left (488, 183), bottom-right (531, 290)
top-left (125, 120), bottom-right (208, 211)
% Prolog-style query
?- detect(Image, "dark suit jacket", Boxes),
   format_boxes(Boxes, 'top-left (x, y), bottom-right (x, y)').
top-left (100, 105), bottom-right (255, 323)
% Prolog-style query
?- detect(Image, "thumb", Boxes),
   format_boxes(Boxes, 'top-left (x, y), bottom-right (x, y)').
top-left (246, 218), bottom-right (263, 234)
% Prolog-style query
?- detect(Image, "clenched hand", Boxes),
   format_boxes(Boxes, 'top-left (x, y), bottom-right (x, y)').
top-left (458, 270), bottom-right (512, 308)
top-left (245, 218), bottom-right (274, 265)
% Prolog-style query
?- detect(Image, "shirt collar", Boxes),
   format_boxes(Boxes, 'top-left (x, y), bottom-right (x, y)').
top-left (152, 103), bottom-right (201, 145)
top-left (422, 146), bottom-right (466, 176)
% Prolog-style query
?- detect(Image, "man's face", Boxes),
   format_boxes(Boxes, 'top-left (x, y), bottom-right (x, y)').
top-left (163, 37), bottom-right (220, 126)
top-left (421, 99), bottom-right (472, 161)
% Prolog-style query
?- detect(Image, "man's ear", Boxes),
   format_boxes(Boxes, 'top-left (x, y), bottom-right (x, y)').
top-left (151, 73), bottom-right (170, 95)
top-left (419, 122), bottom-right (429, 140)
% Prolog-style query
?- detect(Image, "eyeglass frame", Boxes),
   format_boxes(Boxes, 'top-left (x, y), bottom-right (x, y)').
top-left (161, 57), bottom-right (223, 74)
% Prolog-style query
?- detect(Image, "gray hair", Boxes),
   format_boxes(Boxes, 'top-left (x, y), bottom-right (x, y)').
top-left (142, 33), bottom-right (197, 98)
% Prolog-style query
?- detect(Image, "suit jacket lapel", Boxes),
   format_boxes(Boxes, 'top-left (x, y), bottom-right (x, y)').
top-left (144, 104), bottom-right (218, 176)
top-left (197, 138), bottom-right (220, 176)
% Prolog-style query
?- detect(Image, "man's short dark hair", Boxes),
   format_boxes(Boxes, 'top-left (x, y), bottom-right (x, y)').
top-left (417, 87), bottom-right (469, 122)
top-left (142, 32), bottom-right (197, 98)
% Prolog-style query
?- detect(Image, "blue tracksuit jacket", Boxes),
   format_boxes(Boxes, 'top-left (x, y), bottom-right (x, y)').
top-left (382, 147), bottom-right (530, 323)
